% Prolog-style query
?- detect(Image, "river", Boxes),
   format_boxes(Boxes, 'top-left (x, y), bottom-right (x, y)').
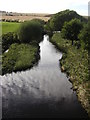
top-left (0, 35), bottom-right (88, 118)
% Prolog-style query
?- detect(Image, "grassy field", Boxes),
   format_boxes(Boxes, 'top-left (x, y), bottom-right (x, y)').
top-left (2, 15), bottom-right (50, 22)
top-left (2, 22), bottom-right (21, 34)
top-left (2, 43), bottom-right (39, 74)
top-left (51, 33), bottom-right (90, 117)
top-left (1, 12), bottom-right (51, 22)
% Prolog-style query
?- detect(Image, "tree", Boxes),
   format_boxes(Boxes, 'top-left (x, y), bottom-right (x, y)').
top-left (78, 21), bottom-right (90, 50)
top-left (18, 20), bottom-right (44, 43)
top-left (46, 9), bottom-right (87, 32)
top-left (61, 18), bottom-right (83, 45)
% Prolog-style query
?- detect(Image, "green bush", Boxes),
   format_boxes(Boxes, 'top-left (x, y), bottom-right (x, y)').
top-left (31, 19), bottom-right (45, 26)
top-left (78, 22), bottom-right (90, 50)
top-left (2, 32), bottom-right (19, 53)
top-left (18, 20), bottom-right (44, 43)
top-left (61, 18), bottom-right (83, 45)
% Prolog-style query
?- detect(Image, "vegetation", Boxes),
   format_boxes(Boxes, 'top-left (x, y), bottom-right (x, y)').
top-left (78, 21), bottom-right (90, 50)
top-left (51, 32), bottom-right (90, 116)
top-left (2, 43), bottom-right (39, 75)
top-left (1, 10), bottom-right (90, 116)
top-left (2, 32), bottom-right (19, 53)
top-left (45, 9), bottom-right (87, 32)
top-left (2, 22), bottom-right (21, 34)
top-left (31, 19), bottom-right (45, 26)
top-left (2, 19), bottom-right (45, 74)
top-left (18, 20), bottom-right (44, 43)
top-left (61, 18), bottom-right (83, 45)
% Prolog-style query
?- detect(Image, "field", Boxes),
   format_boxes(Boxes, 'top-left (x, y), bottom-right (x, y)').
top-left (1, 12), bottom-right (51, 22)
top-left (1, 12), bottom-right (51, 34)
top-left (2, 15), bottom-right (50, 22)
top-left (2, 22), bottom-right (21, 34)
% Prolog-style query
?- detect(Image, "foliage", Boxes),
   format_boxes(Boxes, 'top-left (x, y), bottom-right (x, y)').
top-left (2, 32), bottom-right (19, 53)
top-left (78, 21), bottom-right (90, 50)
top-left (18, 20), bottom-right (44, 43)
top-left (31, 19), bottom-right (45, 26)
top-left (2, 43), bottom-right (39, 74)
top-left (61, 19), bottom-right (83, 45)
top-left (51, 33), bottom-right (90, 116)
top-left (46, 9), bottom-right (87, 32)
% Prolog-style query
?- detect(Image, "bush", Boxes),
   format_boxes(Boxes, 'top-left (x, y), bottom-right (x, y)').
top-left (18, 20), bottom-right (44, 43)
top-left (31, 19), bottom-right (45, 26)
top-left (2, 32), bottom-right (19, 52)
top-left (78, 22), bottom-right (90, 50)
top-left (61, 18), bottom-right (83, 45)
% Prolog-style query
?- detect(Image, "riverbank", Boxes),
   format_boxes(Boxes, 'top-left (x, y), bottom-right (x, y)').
top-left (2, 20), bottom-right (45, 75)
top-left (2, 43), bottom-right (40, 75)
top-left (50, 33), bottom-right (90, 117)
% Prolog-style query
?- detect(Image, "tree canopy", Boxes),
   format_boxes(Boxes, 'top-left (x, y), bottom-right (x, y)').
top-left (18, 20), bottom-right (44, 43)
top-left (46, 9), bottom-right (87, 32)
top-left (78, 21), bottom-right (90, 50)
top-left (61, 18), bottom-right (83, 45)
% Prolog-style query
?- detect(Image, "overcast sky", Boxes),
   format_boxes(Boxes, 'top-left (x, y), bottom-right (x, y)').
top-left (0, 0), bottom-right (89, 15)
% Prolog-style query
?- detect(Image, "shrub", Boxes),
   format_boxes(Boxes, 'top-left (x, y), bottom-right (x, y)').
top-left (2, 32), bottom-right (19, 52)
top-left (18, 20), bottom-right (44, 43)
top-left (31, 19), bottom-right (45, 26)
top-left (78, 22), bottom-right (90, 50)
top-left (61, 18), bottom-right (83, 45)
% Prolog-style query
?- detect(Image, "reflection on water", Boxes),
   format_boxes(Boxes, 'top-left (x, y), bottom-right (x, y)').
top-left (0, 35), bottom-right (88, 118)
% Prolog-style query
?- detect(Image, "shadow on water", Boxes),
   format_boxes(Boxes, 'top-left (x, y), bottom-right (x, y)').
top-left (0, 35), bottom-right (89, 118)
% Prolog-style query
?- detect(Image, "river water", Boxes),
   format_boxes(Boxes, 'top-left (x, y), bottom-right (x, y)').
top-left (0, 35), bottom-right (88, 118)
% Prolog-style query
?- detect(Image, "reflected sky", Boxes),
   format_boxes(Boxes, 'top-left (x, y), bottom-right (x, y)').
top-left (0, 35), bottom-right (88, 118)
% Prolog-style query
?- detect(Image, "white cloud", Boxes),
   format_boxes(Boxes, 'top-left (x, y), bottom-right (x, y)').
top-left (0, 0), bottom-right (89, 15)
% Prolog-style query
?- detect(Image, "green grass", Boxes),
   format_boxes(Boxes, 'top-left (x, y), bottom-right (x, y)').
top-left (2, 43), bottom-right (39, 74)
top-left (51, 32), bottom-right (90, 117)
top-left (2, 22), bottom-right (21, 34)
top-left (2, 21), bottom-right (41, 75)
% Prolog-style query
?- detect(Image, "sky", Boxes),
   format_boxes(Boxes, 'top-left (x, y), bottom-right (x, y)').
top-left (0, 0), bottom-right (89, 16)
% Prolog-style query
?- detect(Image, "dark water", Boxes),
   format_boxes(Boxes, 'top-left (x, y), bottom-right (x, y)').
top-left (0, 35), bottom-right (88, 118)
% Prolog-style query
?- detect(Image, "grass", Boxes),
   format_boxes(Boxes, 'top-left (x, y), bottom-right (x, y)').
top-left (2, 43), bottom-right (39, 75)
top-left (2, 22), bottom-right (21, 34)
top-left (51, 32), bottom-right (90, 117)
top-left (2, 21), bottom-right (42, 75)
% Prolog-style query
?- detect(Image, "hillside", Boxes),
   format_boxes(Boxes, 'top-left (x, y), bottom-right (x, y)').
top-left (0, 11), bottom-right (51, 22)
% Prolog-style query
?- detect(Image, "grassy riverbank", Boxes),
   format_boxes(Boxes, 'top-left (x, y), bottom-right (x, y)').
top-left (2, 43), bottom-right (40, 75)
top-left (51, 33), bottom-right (90, 117)
top-left (2, 20), bottom-right (44, 75)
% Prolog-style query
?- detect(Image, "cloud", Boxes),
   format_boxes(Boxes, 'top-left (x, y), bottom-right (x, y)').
top-left (0, 0), bottom-right (89, 15)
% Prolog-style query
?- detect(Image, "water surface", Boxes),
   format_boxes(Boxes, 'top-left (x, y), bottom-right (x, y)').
top-left (1, 35), bottom-right (88, 118)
